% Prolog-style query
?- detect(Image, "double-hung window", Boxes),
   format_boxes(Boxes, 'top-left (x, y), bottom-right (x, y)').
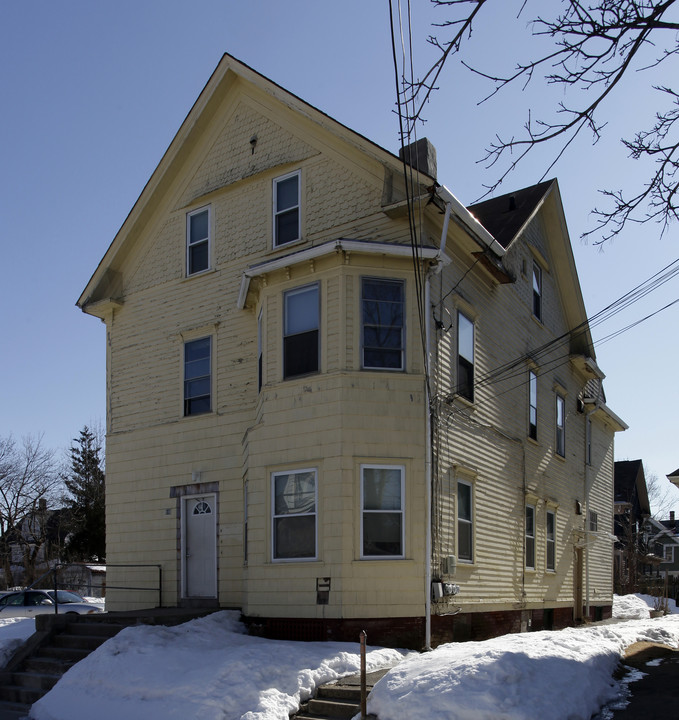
top-left (186, 207), bottom-right (210, 276)
top-left (546, 510), bottom-right (556, 571)
top-left (283, 284), bottom-right (319, 379)
top-left (555, 394), bottom-right (566, 457)
top-left (272, 469), bottom-right (317, 560)
top-left (457, 480), bottom-right (473, 562)
top-left (361, 278), bottom-right (404, 370)
top-left (457, 311), bottom-right (474, 402)
top-left (361, 465), bottom-right (404, 558)
top-left (532, 262), bottom-right (542, 321)
top-left (525, 505), bottom-right (536, 569)
top-left (528, 370), bottom-right (538, 440)
top-left (589, 510), bottom-right (598, 533)
top-left (273, 171), bottom-right (301, 247)
top-left (184, 337), bottom-right (211, 416)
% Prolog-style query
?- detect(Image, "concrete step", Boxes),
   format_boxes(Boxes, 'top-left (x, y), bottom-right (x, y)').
top-left (317, 684), bottom-right (362, 701)
top-left (306, 697), bottom-right (360, 718)
top-left (33, 646), bottom-right (90, 663)
top-left (24, 655), bottom-right (72, 675)
top-left (0, 683), bottom-right (42, 706)
top-left (52, 633), bottom-right (108, 651)
top-left (10, 671), bottom-right (59, 693)
top-left (63, 621), bottom-right (122, 638)
top-left (0, 698), bottom-right (31, 720)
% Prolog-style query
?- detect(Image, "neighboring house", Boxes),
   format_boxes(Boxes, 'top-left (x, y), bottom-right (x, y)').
top-left (77, 54), bottom-right (626, 649)
top-left (1, 507), bottom-right (70, 589)
top-left (645, 513), bottom-right (679, 579)
top-left (614, 459), bottom-right (654, 592)
top-left (668, 468), bottom-right (679, 488)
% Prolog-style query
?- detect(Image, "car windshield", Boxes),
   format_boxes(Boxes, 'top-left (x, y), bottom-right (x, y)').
top-left (46, 591), bottom-right (85, 604)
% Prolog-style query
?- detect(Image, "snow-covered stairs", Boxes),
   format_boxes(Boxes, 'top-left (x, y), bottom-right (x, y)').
top-left (293, 669), bottom-right (388, 720)
top-left (0, 618), bottom-right (124, 719)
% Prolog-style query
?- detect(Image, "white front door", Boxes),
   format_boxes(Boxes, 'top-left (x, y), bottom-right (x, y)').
top-left (182, 495), bottom-right (217, 598)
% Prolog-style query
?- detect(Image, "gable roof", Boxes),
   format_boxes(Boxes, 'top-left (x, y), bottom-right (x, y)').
top-left (77, 53), bottom-right (490, 313)
top-left (467, 180), bottom-right (554, 250)
top-left (614, 460), bottom-right (650, 516)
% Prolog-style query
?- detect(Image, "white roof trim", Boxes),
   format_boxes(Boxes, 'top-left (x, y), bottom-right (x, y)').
top-left (435, 184), bottom-right (505, 258)
top-left (237, 239), bottom-right (438, 309)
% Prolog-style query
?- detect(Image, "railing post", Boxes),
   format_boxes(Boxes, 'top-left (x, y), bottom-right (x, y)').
top-left (53, 566), bottom-right (58, 615)
top-left (360, 630), bottom-right (367, 720)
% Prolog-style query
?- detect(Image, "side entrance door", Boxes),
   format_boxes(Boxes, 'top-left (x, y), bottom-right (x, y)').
top-left (182, 494), bottom-right (217, 599)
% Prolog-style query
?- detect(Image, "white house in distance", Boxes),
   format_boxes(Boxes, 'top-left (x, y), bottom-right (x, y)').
top-left (78, 54), bottom-right (626, 649)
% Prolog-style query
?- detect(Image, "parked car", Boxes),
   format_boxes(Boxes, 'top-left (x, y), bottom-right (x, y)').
top-left (0, 589), bottom-right (104, 617)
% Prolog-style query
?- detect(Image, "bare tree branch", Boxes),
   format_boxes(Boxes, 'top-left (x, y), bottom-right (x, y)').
top-left (412, 0), bottom-right (679, 243)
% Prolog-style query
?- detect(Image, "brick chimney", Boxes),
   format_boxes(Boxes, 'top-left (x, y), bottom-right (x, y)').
top-left (399, 138), bottom-right (437, 179)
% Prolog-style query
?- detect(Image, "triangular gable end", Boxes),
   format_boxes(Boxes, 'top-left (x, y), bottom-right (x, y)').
top-left (76, 53), bottom-right (431, 313)
top-left (470, 179), bottom-right (594, 360)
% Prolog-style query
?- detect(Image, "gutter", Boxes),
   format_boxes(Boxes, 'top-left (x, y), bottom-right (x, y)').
top-left (433, 185), bottom-right (505, 259)
top-left (237, 239), bottom-right (439, 309)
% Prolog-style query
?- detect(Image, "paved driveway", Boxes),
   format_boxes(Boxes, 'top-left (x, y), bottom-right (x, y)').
top-left (607, 642), bottom-right (679, 719)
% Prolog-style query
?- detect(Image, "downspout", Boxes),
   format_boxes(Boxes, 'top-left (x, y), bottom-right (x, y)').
top-left (424, 199), bottom-right (452, 651)
top-left (424, 273), bottom-right (432, 651)
top-left (584, 383), bottom-right (603, 619)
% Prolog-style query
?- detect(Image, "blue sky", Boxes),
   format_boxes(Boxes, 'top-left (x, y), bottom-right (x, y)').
top-left (1, 1), bottom-right (677, 507)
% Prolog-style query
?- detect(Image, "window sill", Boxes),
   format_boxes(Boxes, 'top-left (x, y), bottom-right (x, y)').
top-left (448, 393), bottom-right (475, 410)
top-left (554, 452), bottom-right (566, 462)
top-left (269, 237), bottom-right (306, 255)
top-left (183, 267), bottom-right (217, 282)
top-left (271, 557), bottom-right (320, 564)
top-left (183, 410), bottom-right (216, 420)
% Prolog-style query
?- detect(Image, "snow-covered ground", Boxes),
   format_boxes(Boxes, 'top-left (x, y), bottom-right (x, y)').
top-left (0, 594), bottom-right (674, 720)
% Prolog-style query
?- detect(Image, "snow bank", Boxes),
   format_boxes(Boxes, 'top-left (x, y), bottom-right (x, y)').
top-left (29, 610), bottom-right (404, 720)
top-left (613, 592), bottom-right (678, 619)
top-left (0, 618), bottom-right (35, 667)
top-left (368, 616), bottom-right (679, 720)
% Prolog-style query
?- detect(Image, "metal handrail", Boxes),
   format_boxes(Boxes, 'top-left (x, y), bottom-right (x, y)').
top-left (24, 562), bottom-right (163, 612)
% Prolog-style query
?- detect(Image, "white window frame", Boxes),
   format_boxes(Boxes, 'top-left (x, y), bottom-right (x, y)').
top-left (186, 206), bottom-right (211, 276)
top-left (532, 261), bottom-right (542, 322)
top-left (525, 504), bottom-right (536, 570)
top-left (457, 479), bottom-right (474, 563)
top-left (457, 311), bottom-right (475, 402)
top-left (360, 464), bottom-right (405, 559)
top-left (183, 336), bottom-right (212, 416)
top-left (589, 510), bottom-right (598, 533)
top-left (546, 509), bottom-right (556, 572)
top-left (361, 277), bottom-right (405, 371)
top-left (528, 369), bottom-right (538, 441)
top-left (271, 468), bottom-right (318, 562)
top-left (273, 170), bottom-right (301, 247)
top-left (283, 283), bottom-right (320, 379)
top-left (664, 545), bottom-right (674, 563)
top-left (555, 393), bottom-right (566, 457)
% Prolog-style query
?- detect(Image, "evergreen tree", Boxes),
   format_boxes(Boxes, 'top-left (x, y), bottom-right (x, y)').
top-left (63, 427), bottom-right (105, 562)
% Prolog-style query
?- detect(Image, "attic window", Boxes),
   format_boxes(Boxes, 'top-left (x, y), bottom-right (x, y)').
top-left (187, 206), bottom-right (210, 276)
top-left (273, 171), bottom-right (301, 247)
